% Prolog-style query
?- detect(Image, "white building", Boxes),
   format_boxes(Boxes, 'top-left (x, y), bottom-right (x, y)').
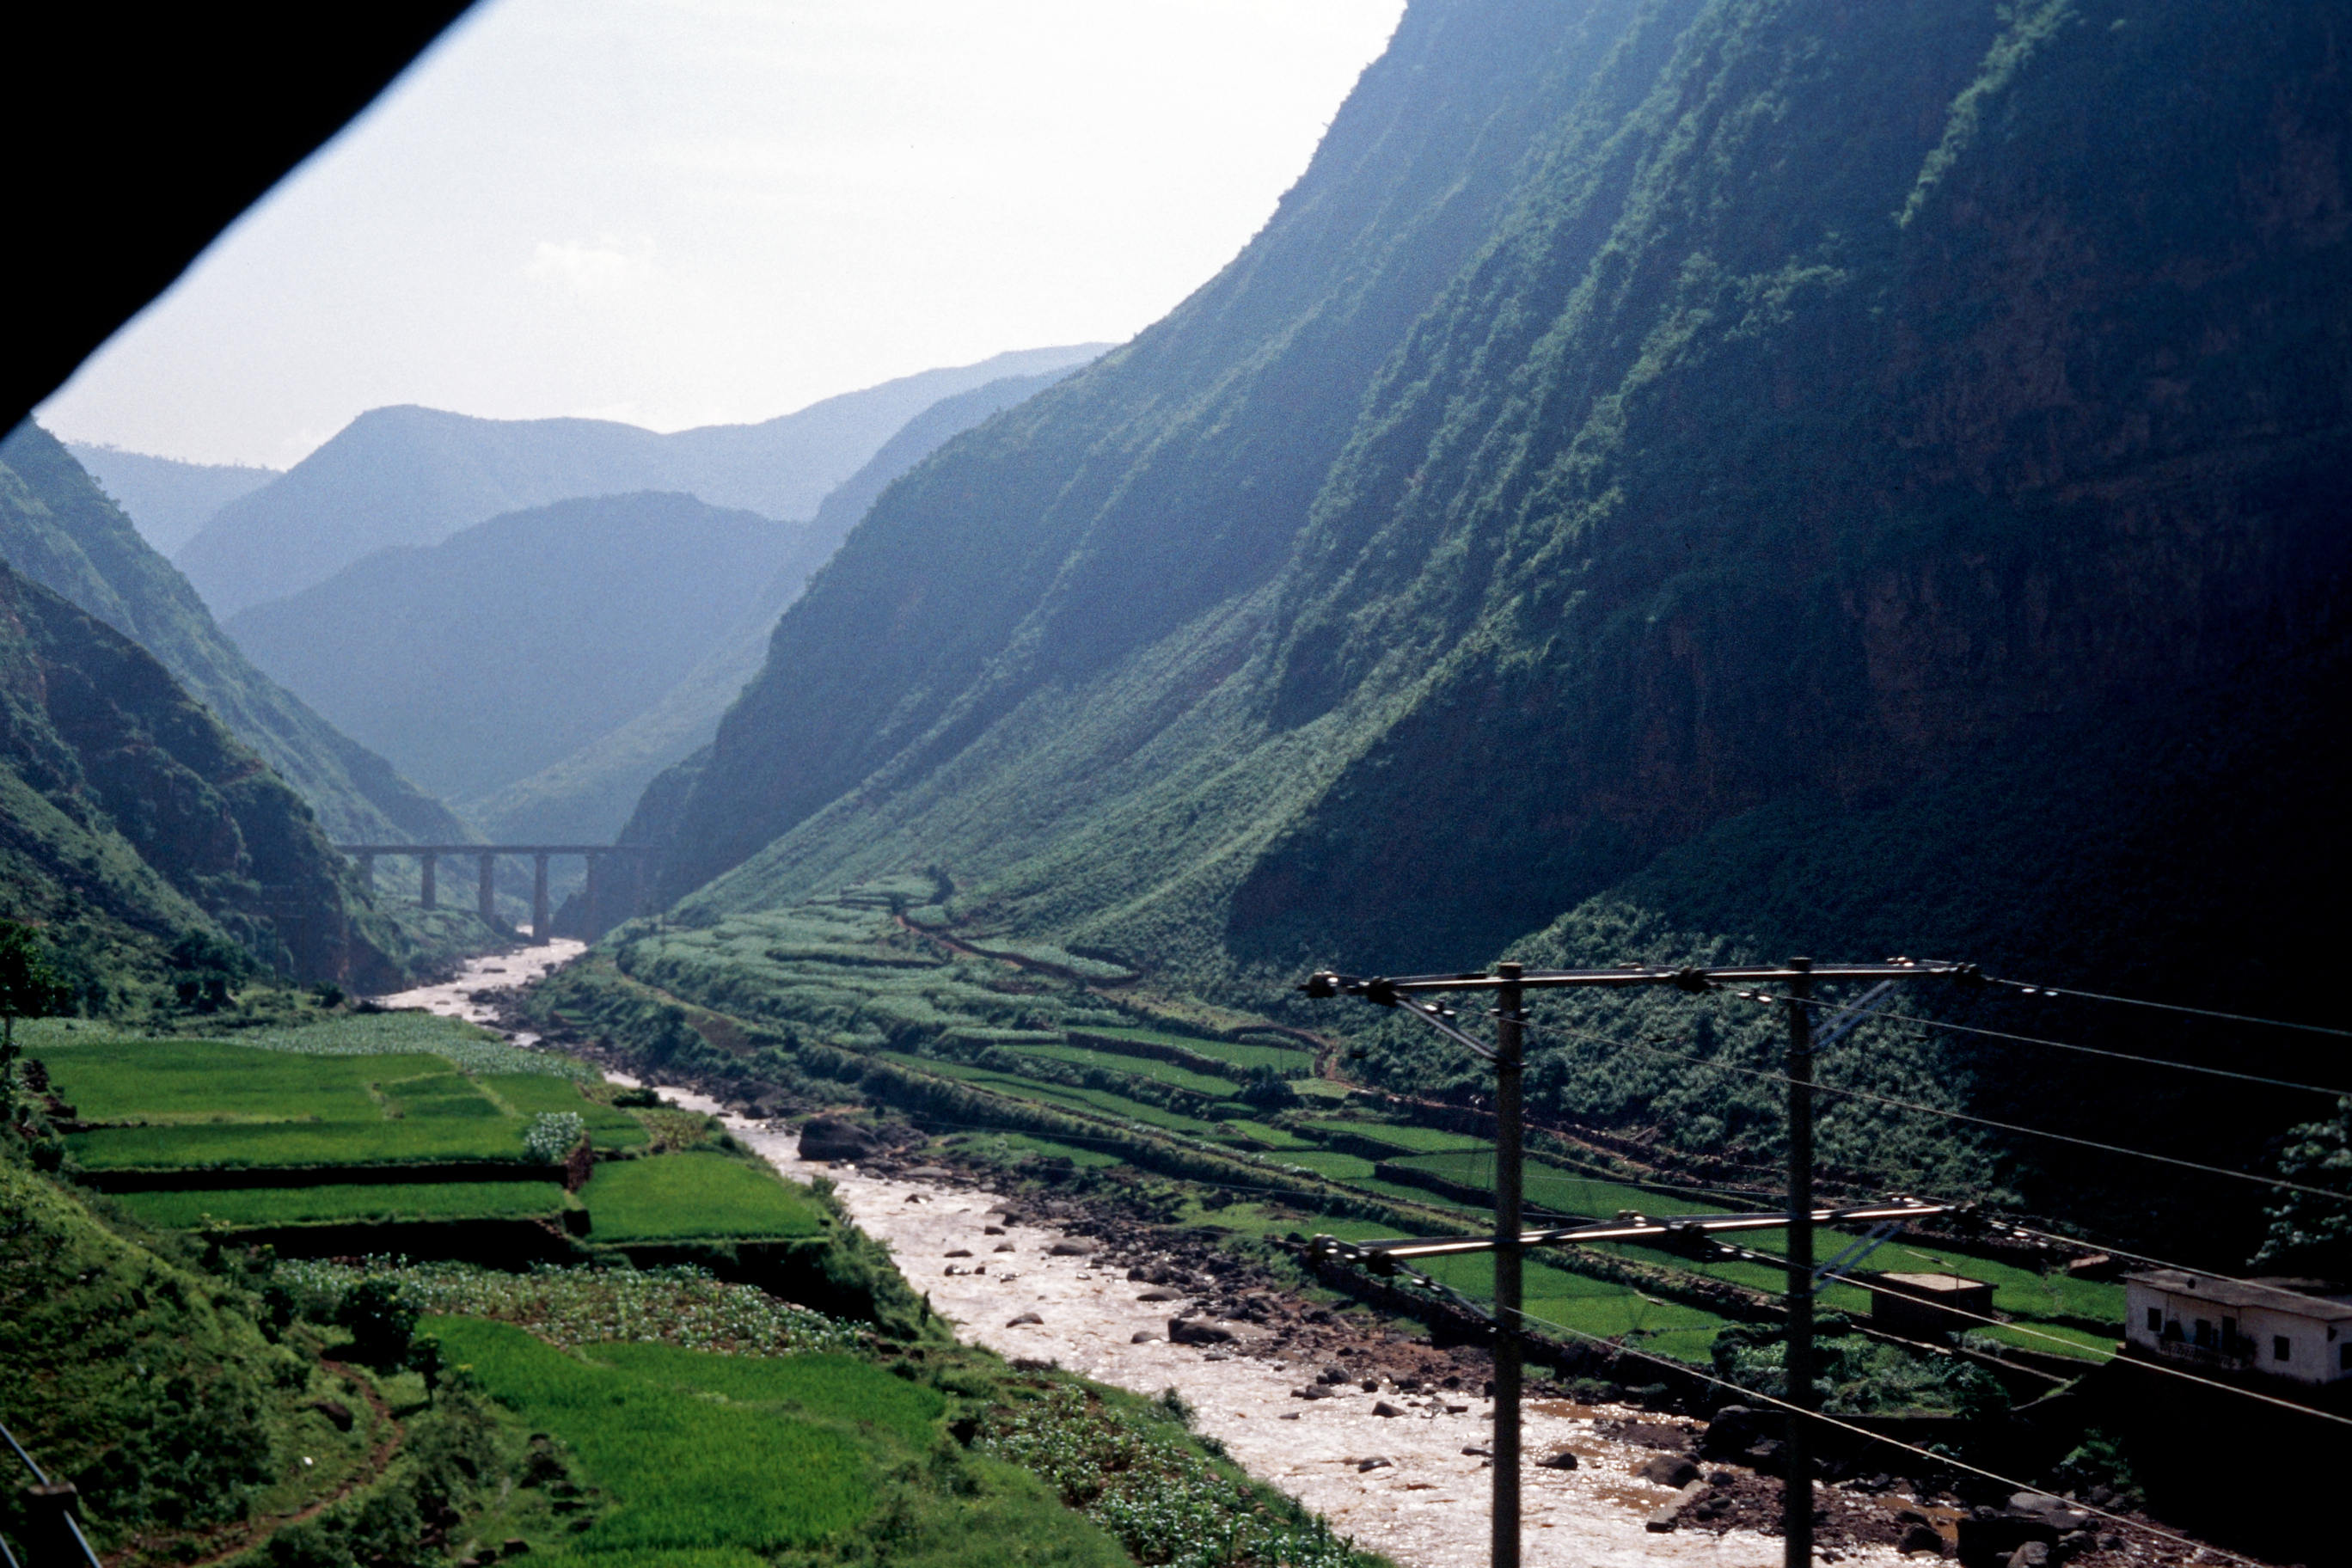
top-left (2122, 1270), bottom-right (2352, 1387)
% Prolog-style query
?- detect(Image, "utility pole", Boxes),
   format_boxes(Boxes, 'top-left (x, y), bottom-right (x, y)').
top-left (1300, 956), bottom-right (1975, 1568)
top-left (1784, 957), bottom-right (1815, 1568)
top-left (1492, 962), bottom-right (1524, 1568)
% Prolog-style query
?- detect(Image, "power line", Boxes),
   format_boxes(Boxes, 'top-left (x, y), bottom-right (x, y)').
top-left (1743, 989), bottom-right (2352, 1099)
top-left (1524, 1017), bottom-right (2352, 1204)
top-left (1988, 977), bottom-right (2351, 1039)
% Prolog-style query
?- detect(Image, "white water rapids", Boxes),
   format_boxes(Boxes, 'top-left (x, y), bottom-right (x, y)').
top-left (380, 946), bottom-right (1906, 1568)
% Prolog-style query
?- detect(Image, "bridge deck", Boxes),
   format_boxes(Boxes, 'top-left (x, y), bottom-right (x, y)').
top-left (334, 844), bottom-right (654, 855)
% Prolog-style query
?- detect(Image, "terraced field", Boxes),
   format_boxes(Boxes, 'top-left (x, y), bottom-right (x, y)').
top-left (582, 1152), bottom-right (824, 1241)
top-left (539, 885), bottom-right (2128, 1374)
top-left (35, 1014), bottom-right (823, 1257)
top-left (114, 1180), bottom-right (568, 1229)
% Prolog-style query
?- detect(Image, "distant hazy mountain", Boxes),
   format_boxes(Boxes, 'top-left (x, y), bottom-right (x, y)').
top-left (63, 442), bottom-right (278, 554)
top-left (176, 345), bottom-right (1106, 616)
top-left (0, 422), bottom-right (467, 848)
top-left (468, 364), bottom-right (1090, 843)
top-left (224, 492), bottom-right (806, 804)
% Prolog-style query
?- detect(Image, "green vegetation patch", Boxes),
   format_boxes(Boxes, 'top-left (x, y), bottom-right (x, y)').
top-left (68, 1118), bottom-right (535, 1171)
top-left (426, 1317), bottom-right (871, 1552)
top-left (583, 1153), bottom-right (824, 1242)
top-left (277, 1259), bottom-right (861, 1355)
top-left (483, 1073), bottom-right (650, 1149)
top-left (583, 1344), bottom-right (944, 1447)
top-left (35, 1038), bottom-right (442, 1124)
top-left (1009, 1043), bottom-right (1239, 1096)
top-left (875, 1052), bottom-right (1224, 1136)
top-left (1296, 1119), bottom-right (1483, 1155)
top-left (1385, 1150), bottom-right (1729, 1219)
top-left (115, 1180), bottom-right (565, 1230)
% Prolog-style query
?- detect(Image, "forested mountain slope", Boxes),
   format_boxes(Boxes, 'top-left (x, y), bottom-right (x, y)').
top-left (62, 442), bottom-right (277, 554)
top-left (226, 492), bottom-right (805, 804)
top-left (0, 560), bottom-right (401, 990)
top-left (0, 424), bottom-right (468, 847)
top-left (623, 0), bottom-right (2349, 1255)
top-left (467, 364), bottom-right (1091, 845)
top-left (176, 346), bottom-right (1106, 616)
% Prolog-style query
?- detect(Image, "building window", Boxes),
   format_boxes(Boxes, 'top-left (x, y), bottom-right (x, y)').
top-left (2147, 1308), bottom-right (2162, 1332)
top-left (2275, 1336), bottom-right (2292, 1362)
top-left (2195, 1320), bottom-right (2215, 1348)
top-left (2342, 1343), bottom-right (2351, 1372)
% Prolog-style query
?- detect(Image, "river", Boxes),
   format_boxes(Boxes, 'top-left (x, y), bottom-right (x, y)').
top-left (383, 946), bottom-right (1905, 1568)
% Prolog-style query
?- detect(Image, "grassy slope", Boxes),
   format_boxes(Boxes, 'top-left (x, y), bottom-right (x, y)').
top-left (0, 1159), bottom-right (367, 1559)
top-left (615, 0), bottom-right (2347, 1265)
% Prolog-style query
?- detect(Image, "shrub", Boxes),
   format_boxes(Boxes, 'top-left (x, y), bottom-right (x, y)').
top-left (526, 1112), bottom-right (587, 1164)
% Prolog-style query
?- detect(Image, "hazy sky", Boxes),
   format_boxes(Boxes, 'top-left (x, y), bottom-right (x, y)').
top-left (40, 0), bottom-right (1405, 469)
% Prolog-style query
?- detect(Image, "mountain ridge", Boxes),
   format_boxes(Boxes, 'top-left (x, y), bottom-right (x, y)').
top-left (464, 365), bottom-right (1087, 844)
top-left (0, 423), bottom-right (469, 848)
top-left (175, 346), bottom-right (1108, 616)
top-left (614, 0), bottom-right (2349, 1253)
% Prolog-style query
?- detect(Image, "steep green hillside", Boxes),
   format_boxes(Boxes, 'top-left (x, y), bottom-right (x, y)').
top-left (624, 0), bottom-right (2349, 1260)
top-left (0, 423), bottom-right (469, 848)
top-left (177, 346), bottom-right (1108, 616)
top-left (226, 492), bottom-right (805, 803)
top-left (62, 442), bottom-right (278, 555)
top-left (0, 559), bottom-right (410, 989)
top-left (469, 364), bottom-right (1097, 846)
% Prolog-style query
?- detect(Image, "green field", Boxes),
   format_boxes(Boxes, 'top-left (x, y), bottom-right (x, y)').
top-left (37, 1038), bottom-right (448, 1124)
top-left (482, 1074), bottom-right (651, 1149)
top-left (1211, 1118), bottom-right (1314, 1151)
top-left (1386, 1149), bottom-right (1731, 1220)
top-left (68, 1118), bottom-right (536, 1170)
top-left (40, 1036), bottom-right (648, 1173)
top-left (114, 1179), bottom-right (566, 1229)
top-left (584, 1344), bottom-right (944, 1446)
top-left (875, 1051), bottom-right (1224, 1136)
top-left (582, 1153), bottom-right (824, 1241)
top-left (1069, 1026), bottom-right (1308, 1073)
top-left (1007, 1043), bottom-right (1239, 1097)
top-left (427, 1318), bottom-right (873, 1553)
top-left (1299, 1119), bottom-right (1485, 1155)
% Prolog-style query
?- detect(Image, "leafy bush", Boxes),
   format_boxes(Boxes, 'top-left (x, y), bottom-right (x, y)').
top-left (336, 1277), bottom-right (419, 1367)
top-left (981, 1383), bottom-right (1373, 1568)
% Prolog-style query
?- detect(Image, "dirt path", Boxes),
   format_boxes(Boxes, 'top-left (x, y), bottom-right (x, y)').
top-left (126, 1362), bottom-right (404, 1568)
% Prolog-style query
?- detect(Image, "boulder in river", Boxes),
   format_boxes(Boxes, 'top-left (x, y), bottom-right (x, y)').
top-left (1536, 1449), bottom-right (1579, 1471)
top-left (1168, 1317), bottom-right (1236, 1345)
top-left (1637, 1455), bottom-right (1700, 1488)
top-left (1007, 1312), bottom-right (1044, 1326)
top-left (799, 1114), bottom-right (879, 1161)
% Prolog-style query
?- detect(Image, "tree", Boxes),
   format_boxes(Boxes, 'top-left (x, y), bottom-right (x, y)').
top-left (0, 921), bottom-right (68, 1112)
top-left (2254, 1097), bottom-right (2352, 1277)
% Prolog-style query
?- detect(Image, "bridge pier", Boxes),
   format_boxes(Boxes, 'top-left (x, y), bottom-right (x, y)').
top-left (584, 853), bottom-right (604, 937)
top-left (336, 843), bottom-right (652, 939)
top-left (357, 853), bottom-right (374, 892)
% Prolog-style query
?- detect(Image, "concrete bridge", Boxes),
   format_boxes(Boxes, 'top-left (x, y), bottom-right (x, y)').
top-left (337, 844), bottom-right (656, 940)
